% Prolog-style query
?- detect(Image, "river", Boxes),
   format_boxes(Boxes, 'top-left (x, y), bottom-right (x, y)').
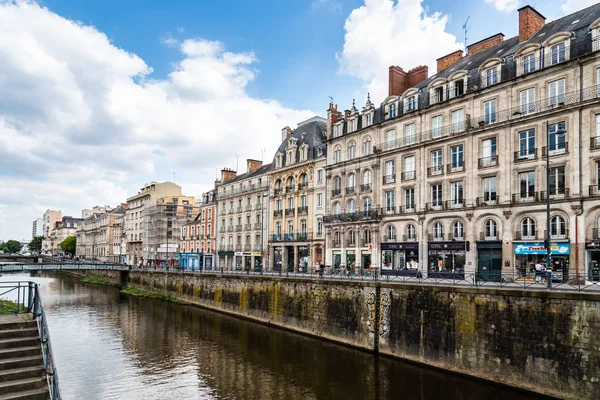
top-left (0, 272), bottom-right (548, 400)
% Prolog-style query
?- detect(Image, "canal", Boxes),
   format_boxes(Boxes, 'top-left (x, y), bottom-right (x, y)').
top-left (2, 273), bottom-right (549, 400)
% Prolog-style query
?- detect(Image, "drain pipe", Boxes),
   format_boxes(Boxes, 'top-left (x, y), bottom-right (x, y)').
top-left (576, 60), bottom-right (585, 283)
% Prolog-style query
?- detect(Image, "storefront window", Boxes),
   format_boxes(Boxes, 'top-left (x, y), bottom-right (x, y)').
top-left (514, 243), bottom-right (569, 281)
top-left (333, 251), bottom-right (341, 271)
top-left (381, 243), bottom-right (419, 276)
top-left (298, 246), bottom-right (309, 272)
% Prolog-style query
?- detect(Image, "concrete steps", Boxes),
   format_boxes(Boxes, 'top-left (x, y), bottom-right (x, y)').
top-left (0, 315), bottom-right (48, 400)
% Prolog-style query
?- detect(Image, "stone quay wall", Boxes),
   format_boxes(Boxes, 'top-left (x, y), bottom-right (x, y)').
top-left (83, 270), bottom-right (600, 399)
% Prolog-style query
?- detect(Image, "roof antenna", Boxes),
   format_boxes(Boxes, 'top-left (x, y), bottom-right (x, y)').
top-left (172, 172), bottom-right (176, 183)
top-left (463, 16), bottom-right (471, 54)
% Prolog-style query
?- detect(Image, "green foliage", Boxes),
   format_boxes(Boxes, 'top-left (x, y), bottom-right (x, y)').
top-left (121, 287), bottom-right (178, 303)
top-left (0, 299), bottom-right (26, 315)
top-left (28, 236), bottom-right (44, 253)
top-left (81, 276), bottom-right (122, 288)
top-left (60, 235), bottom-right (76, 255)
top-left (0, 240), bottom-right (23, 254)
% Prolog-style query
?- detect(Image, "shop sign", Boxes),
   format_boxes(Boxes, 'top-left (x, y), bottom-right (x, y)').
top-left (428, 241), bottom-right (469, 251)
top-left (332, 250), bottom-right (341, 255)
top-left (217, 251), bottom-right (234, 256)
top-left (361, 250), bottom-right (372, 255)
top-left (513, 243), bottom-right (570, 255)
top-left (242, 252), bottom-right (252, 256)
top-left (346, 250), bottom-right (356, 255)
top-left (381, 242), bottom-right (419, 251)
top-left (235, 252), bottom-right (243, 256)
top-left (251, 251), bottom-right (262, 256)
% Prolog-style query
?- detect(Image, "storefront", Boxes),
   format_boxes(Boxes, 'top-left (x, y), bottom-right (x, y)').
top-left (332, 250), bottom-right (342, 272)
top-left (361, 250), bottom-right (372, 273)
top-left (514, 243), bottom-right (570, 281)
top-left (428, 241), bottom-right (468, 279)
top-left (298, 246), bottom-right (309, 273)
top-left (381, 243), bottom-right (420, 276)
top-left (273, 246), bottom-right (283, 272)
top-left (218, 251), bottom-right (233, 270)
top-left (177, 252), bottom-right (203, 271)
top-left (204, 253), bottom-right (215, 271)
top-left (586, 242), bottom-right (600, 282)
top-left (235, 252), bottom-right (243, 271)
top-left (476, 242), bottom-right (502, 282)
top-left (346, 250), bottom-right (356, 273)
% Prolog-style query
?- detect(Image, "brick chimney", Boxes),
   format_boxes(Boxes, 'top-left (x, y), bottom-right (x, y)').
top-left (281, 126), bottom-right (293, 142)
top-left (518, 5), bottom-right (545, 42)
top-left (220, 168), bottom-right (237, 183)
top-left (326, 102), bottom-right (340, 138)
top-left (407, 65), bottom-right (429, 88)
top-left (389, 66), bottom-right (407, 96)
top-left (436, 50), bottom-right (463, 73)
top-left (214, 179), bottom-right (222, 189)
top-left (247, 159), bottom-right (263, 173)
top-left (467, 33), bottom-right (504, 55)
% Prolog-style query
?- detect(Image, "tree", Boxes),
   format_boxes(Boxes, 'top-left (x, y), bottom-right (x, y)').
top-left (29, 236), bottom-right (43, 253)
top-left (2, 240), bottom-right (23, 254)
top-left (60, 236), bottom-right (76, 255)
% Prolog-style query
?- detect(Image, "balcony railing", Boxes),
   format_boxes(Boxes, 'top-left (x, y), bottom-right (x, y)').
top-left (271, 234), bottom-right (281, 241)
top-left (383, 235), bottom-right (397, 243)
top-left (428, 234), bottom-right (445, 241)
top-left (476, 196), bottom-right (498, 206)
top-left (255, 203), bottom-right (262, 210)
top-left (285, 208), bottom-right (295, 217)
top-left (427, 166), bottom-right (443, 177)
top-left (547, 229), bottom-right (569, 240)
top-left (514, 149), bottom-right (538, 162)
top-left (235, 245), bottom-right (242, 252)
top-left (590, 185), bottom-right (600, 196)
top-left (447, 161), bottom-right (465, 173)
top-left (245, 205), bottom-right (252, 211)
top-left (298, 183), bottom-right (308, 191)
top-left (332, 241), bottom-right (341, 248)
top-left (296, 206), bottom-right (308, 215)
top-left (227, 245), bottom-right (233, 251)
top-left (447, 233), bottom-right (465, 241)
top-left (323, 209), bottom-right (381, 223)
top-left (401, 205), bottom-right (416, 213)
top-left (479, 232), bottom-right (499, 241)
top-left (331, 189), bottom-right (342, 198)
top-left (478, 155), bottom-right (498, 168)
top-left (254, 223), bottom-right (261, 230)
top-left (227, 226), bottom-right (234, 232)
top-left (591, 137), bottom-right (600, 150)
top-left (235, 225), bottom-right (242, 232)
top-left (401, 171), bottom-right (416, 181)
top-left (236, 206), bottom-right (243, 212)
top-left (286, 186), bottom-right (295, 193)
top-left (244, 244), bottom-right (251, 251)
top-left (512, 192), bottom-right (540, 204)
top-left (346, 187), bottom-right (356, 195)
top-left (515, 231), bottom-right (537, 240)
top-left (445, 200), bottom-right (465, 210)
top-left (296, 232), bottom-right (312, 241)
top-left (402, 235), bottom-right (417, 242)
top-left (360, 184), bottom-right (372, 193)
top-left (383, 174), bottom-right (396, 184)
top-left (274, 189), bottom-right (283, 197)
top-left (273, 210), bottom-right (283, 218)
top-left (253, 244), bottom-right (262, 251)
top-left (244, 224), bottom-right (251, 231)
top-left (228, 208), bottom-right (234, 214)
top-left (426, 202), bottom-right (443, 211)
top-left (593, 228), bottom-right (600, 239)
top-left (541, 188), bottom-right (570, 201)
top-left (384, 207), bottom-right (397, 216)
top-left (284, 233), bottom-right (294, 241)
top-left (542, 143), bottom-right (568, 157)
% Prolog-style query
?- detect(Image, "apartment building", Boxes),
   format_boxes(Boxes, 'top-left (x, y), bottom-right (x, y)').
top-left (49, 216), bottom-right (82, 254)
top-left (179, 188), bottom-right (218, 270)
top-left (32, 218), bottom-right (43, 239)
top-left (216, 161), bottom-right (271, 271)
top-left (325, 4), bottom-right (600, 282)
top-left (42, 209), bottom-right (62, 253)
top-left (76, 205), bottom-right (126, 262)
top-left (125, 181), bottom-right (183, 266)
top-left (268, 117), bottom-right (328, 272)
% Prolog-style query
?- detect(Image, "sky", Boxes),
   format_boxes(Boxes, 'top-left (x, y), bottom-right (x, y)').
top-left (0, 0), bottom-right (597, 240)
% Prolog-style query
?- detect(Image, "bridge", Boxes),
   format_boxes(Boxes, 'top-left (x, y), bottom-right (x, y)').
top-left (0, 263), bottom-right (130, 272)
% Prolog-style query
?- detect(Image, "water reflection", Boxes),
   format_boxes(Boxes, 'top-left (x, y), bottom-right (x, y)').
top-left (1, 273), bottom-right (546, 400)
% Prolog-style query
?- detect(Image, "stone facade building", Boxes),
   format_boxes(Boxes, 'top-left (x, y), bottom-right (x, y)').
top-left (216, 161), bottom-right (271, 271)
top-left (325, 4), bottom-right (600, 282)
top-left (178, 189), bottom-right (218, 270)
top-left (49, 216), bottom-right (82, 255)
top-left (42, 209), bottom-right (61, 253)
top-left (76, 205), bottom-right (126, 262)
top-left (268, 117), bottom-right (328, 272)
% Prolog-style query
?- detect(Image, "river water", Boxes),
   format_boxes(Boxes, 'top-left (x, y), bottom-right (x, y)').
top-left (1, 272), bottom-right (548, 400)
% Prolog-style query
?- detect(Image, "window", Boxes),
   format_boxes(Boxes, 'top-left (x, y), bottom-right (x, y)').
top-left (347, 173), bottom-right (356, 189)
top-left (485, 67), bottom-right (498, 86)
top-left (317, 218), bottom-right (323, 237)
top-left (522, 53), bottom-right (536, 74)
top-left (317, 193), bottom-right (323, 207)
top-left (548, 122), bottom-right (566, 153)
top-left (520, 88), bottom-right (535, 114)
top-left (276, 199), bottom-right (282, 211)
top-left (482, 138), bottom-right (497, 165)
top-left (389, 102), bottom-right (397, 118)
top-left (549, 166), bottom-right (566, 196)
top-left (365, 113), bottom-right (373, 127)
top-left (596, 114), bottom-right (600, 138)
top-left (317, 169), bottom-right (324, 183)
top-left (406, 224), bottom-right (416, 240)
top-left (431, 184), bottom-right (442, 207)
top-left (348, 142), bottom-right (356, 160)
top-left (433, 222), bottom-right (443, 240)
top-left (334, 148), bottom-right (341, 163)
top-left (348, 230), bottom-right (356, 245)
top-left (404, 188), bottom-right (415, 210)
top-left (287, 151), bottom-right (294, 165)
top-left (483, 99), bottom-right (497, 124)
top-left (451, 109), bottom-right (464, 133)
top-left (333, 202), bottom-right (341, 215)
top-left (518, 129), bottom-right (536, 158)
top-left (431, 115), bottom-right (443, 138)
top-left (550, 215), bottom-right (566, 237)
top-left (363, 170), bottom-right (372, 185)
top-left (334, 176), bottom-right (342, 190)
top-left (451, 145), bottom-right (464, 168)
top-left (300, 174), bottom-right (308, 188)
top-left (484, 220), bottom-right (498, 239)
top-left (434, 86), bottom-right (444, 103)
top-left (452, 221), bottom-right (464, 239)
top-left (482, 177), bottom-right (497, 202)
top-left (333, 231), bottom-right (341, 246)
top-left (385, 129), bottom-right (395, 150)
top-left (404, 123), bottom-right (416, 146)
top-left (404, 156), bottom-right (415, 179)
top-left (349, 119), bottom-right (356, 132)
top-left (548, 79), bottom-right (565, 105)
top-left (362, 138), bottom-right (372, 155)
top-left (385, 191), bottom-right (395, 213)
top-left (519, 171), bottom-right (536, 198)
top-left (386, 225), bottom-right (396, 241)
top-left (550, 42), bottom-right (565, 65)
top-left (454, 80), bottom-right (464, 97)
top-left (300, 219), bottom-right (307, 234)
top-left (287, 197), bottom-right (294, 209)
top-left (363, 229), bottom-right (372, 245)
top-left (363, 197), bottom-right (372, 212)
top-left (406, 96), bottom-right (417, 112)
top-left (450, 181), bottom-right (464, 206)
top-left (301, 195), bottom-right (307, 208)
top-left (384, 160), bottom-right (395, 183)
top-left (333, 124), bottom-right (343, 138)
top-left (287, 221), bottom-right (294, 235)
top-left (346, 199), bottom-right (356, 213)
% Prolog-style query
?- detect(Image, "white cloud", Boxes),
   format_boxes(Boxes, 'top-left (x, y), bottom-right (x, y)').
top-left (337, 0), bottom-right (463, 101)
top-left (0, 1), bottom-right (314, 240)
top-left (484, 0), bottom-right (520, 12)
top-left (311, 0), bottom-right (341, 11)
top-left (562, 0), bottom-right (598, 14)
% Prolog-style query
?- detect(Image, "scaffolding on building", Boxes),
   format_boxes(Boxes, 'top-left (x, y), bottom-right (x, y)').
top-left (142, 201), bottom-right (196, 267)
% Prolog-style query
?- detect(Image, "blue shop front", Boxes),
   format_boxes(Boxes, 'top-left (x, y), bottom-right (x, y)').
top-left (513, 243), bottom-right (570, 281)
top-left (177, 252), bottom-right (203, 271)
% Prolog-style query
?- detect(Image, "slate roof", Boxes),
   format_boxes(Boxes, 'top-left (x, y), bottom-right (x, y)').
top-left (273, 117), bottom-right (327, 168)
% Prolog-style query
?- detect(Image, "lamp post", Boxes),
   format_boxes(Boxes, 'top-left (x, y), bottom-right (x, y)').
top-left (546, 121), bottom-right (567, 289)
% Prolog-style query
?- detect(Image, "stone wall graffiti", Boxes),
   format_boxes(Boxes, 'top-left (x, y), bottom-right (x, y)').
top-left (366, 291), bottom-right (390, 336)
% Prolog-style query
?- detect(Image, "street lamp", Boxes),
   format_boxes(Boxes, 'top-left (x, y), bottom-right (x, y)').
top-left (545, 121), bottom-right (567, 290)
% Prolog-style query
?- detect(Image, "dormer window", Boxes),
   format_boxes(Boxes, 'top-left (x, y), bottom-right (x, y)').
top-left (276, 153), bottom-right (283, 168)
top-left (349, 118), bottom-right (356, 132)
top-left (404, 95), bottom-right (417, 113)
top-left (333, 123), bottom-right (343, 138)
top-left (485, 67), bottom-right (498, 87)
top-left (364, 113), bottom-right (373, 127)
top-left (389, 103), bottom-right (397, 119)
top-left (550, 42), bottom-right (565, 65)
top-left (453, 80), bottom-right (464, 97)
top-left (523, 53), bottom-right (536, 74)
top-left (434, 86), bottom-right (444, 103)
top-left (287, 150), bottom-right (295, 165)
top-left (299, 145), bottom-right (308, 161)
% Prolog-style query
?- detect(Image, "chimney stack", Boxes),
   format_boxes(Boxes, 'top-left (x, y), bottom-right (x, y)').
top-left (436, 50), bottom-right (463, 74)
top-left (388, 65), bottom-right (429, 97)
top-left (247, 159), bottom-right (263, 173)
top-left (214, 179), bottom-right (222, 189)
top-left (326, 103), bottom-right (340, 138)
top-left (220, 168), bottom-right (237, 183)
top-left (518, 5), bottom-right (545, 42)
top-left (281, 126), bottom-right (293, 142)
top-left (467, 33), bottom-right (504, 55)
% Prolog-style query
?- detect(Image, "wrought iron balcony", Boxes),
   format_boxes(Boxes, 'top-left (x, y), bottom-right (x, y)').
top-left (323, 209), bottom-right (381, 224)
top-left (478, 156), bottom-right (498, 168)
top-left (401, 205), bottom-right (416, 213)
top-left (235, 245), bottom-right (242, 252)
top-left (514, 230), bottom-right (537, 240)
top-left (245, 205), bottom-right (252, 211)
top-left (382, 174), bottom-right (396, 184)
top-left (296, 232), bottom-right (312, 241)
top-left (331, 240), bottom-right (341, 248)
top-left (382, 235), bottom-right (397, 243)
top-left (426, 202), bottom-right (444, 211)
top-left (447, 161), bottom-right (465, 173)
top-left (298, 183), bottom-right (308, 191)
top-left (244, 244), bottom-right (252, 252)
top-left (273, 209), bottom-right (283, 218)
top-left (360, 184), bottom-right (372, 193)
top-left (227, 226), bottom-right (233, 232)
top-left (540, 188), bottom-right (570, 201)
top-left (286, 186), bottom-right (295, 193)
top-left (445, 200), bottom-right (465, 210)
top-left (244, 224), bottom-right (251, 231)
top-left (285, 208), bottom-right (295, 217)
top-left (589, 185), bottom-right (600, 196)
top-left (297, 206), bottom-right (308, 215)
top-left (254, 223), bottom-right (261, 230)
top-left (274, 188), bottom-right (283, 196)
top-left (511, 192), bottom-right (540, 204)
top-left (331, 189), bottom-right (342, 198)
top-left (427, 234), bottom-right (445, 241)
top-left (236, 206), bottom-right (243, 212)
top-left (476, 195), bottom-right (498, 206)
top-left (384, 207), bottom-right (397, 216)
top-left (514, 149), bottom-right (537, 162)
top-left (228, 208), bottom-right (235, 214)
top-left (547, 229), bottom-right (569, 240)
top-left (427, 166), bottom-right (443, 177)
top-left (542, 143), bottom-right (568, 157)
top-left (235, 225), bottom-right (242, 232)
top-left (401, 171), bottom-right (416, 180)
top-left (447, 233), bottom-right (465, 241)
top-left (479, 232), bottom-right (499, 241)
top-left (345, 186), bottom-right (356, 195)
top-left (253, 244), bottom-right (262, 251)
top-left (255, 203), bottom-right (262, 210)
top-left (284, 233), bottom-right (294, 241)
top-left (271, 234), bottom-right (282, 241)
top-left (591, 137), bottom-right (600, 150)
top-left (402, 234), bottom-right (417, 242)
top-left (227, 245), bottom-right (233, 251)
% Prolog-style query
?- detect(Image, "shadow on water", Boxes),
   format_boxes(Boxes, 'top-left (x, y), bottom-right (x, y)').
top-left (9, 272), bottom-right (550, 400)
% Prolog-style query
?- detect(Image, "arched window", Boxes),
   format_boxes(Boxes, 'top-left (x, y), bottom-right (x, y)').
top-left (275, 180), bottom-right (283, 191)
top-left (287, 176), bottom-right (296, 190)
top-left (520, 217), bottom-right (536, 238)
top-left (362, 137), bottom-right (372, 155)
top-left (300, 174), bottom-right (309, 188)
top-left (347, 173), bottom-right (356, 189)
top-left (333, 202), bottom-right (341, 215)
top-left (333, 176), bottom-right (342, 190)
top-left (346, 199), bottom-right (356, 213)
top-left (333, 231), bottom-right (341, 246)
top-left (348, 230), bottom-right (356, 246)
top-left (348, 142), bottom-right (356, 160)
top-left (406, 224), bottom-right (416, 240)
top-left (363, 229), bottom-right (372, 246)
top-left (334, 146), bottom-right (342, 163)
top-left (363, 197), bottom-right (372, 212)
top-left (484, 219), bottom-right (498, 239)
top-left (362, 170), bottom-right (371, 185)
top-left (453, 221), bottom-right (464, 239)
top-left (550, 215), bottom-right (566, 237)
top-left (433, 222), bottom-right (444, 240)
top-left (386, 225), bottom-right (396, 241)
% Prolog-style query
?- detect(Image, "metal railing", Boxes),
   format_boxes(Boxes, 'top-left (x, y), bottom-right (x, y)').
top-left (478, 156), bottom-right (498, 168)
top-left (0, 282), bottom-right (61, 400)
